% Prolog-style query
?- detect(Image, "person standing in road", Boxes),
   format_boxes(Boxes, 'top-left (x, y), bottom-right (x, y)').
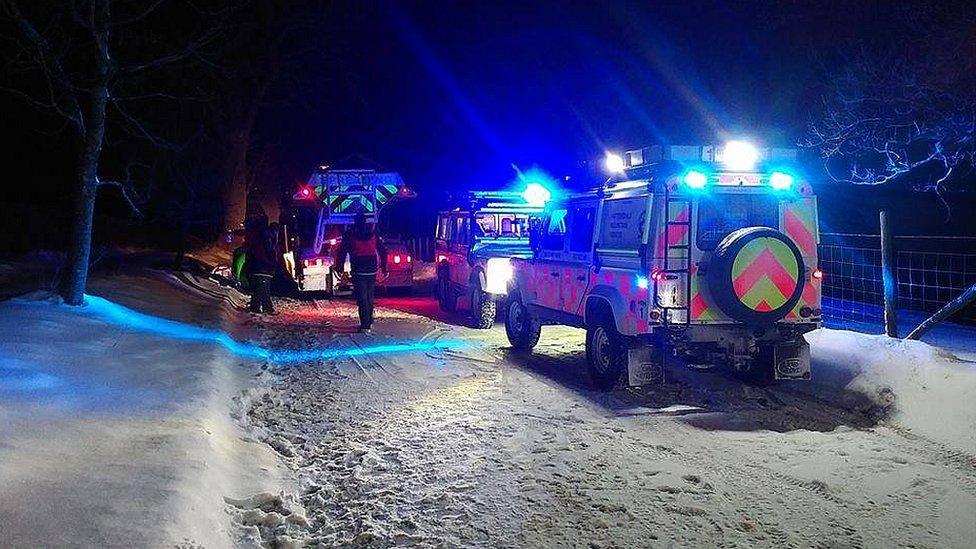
top-left (335, 212), bottom-right (388, 333)
top-left (244, 214), bottom-right (277, 315)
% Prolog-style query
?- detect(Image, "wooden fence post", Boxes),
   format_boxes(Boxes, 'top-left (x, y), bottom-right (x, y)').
top-left (880, 210), bottom-right (898, 337)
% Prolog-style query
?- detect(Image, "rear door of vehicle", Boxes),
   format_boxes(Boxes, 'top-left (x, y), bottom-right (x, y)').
top-left (449, 213), bottom-right (472, 288)
top-left (435, 212), bottom-right (450, 263)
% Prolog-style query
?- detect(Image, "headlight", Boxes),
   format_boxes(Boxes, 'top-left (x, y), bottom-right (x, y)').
top-left (485, 258), bottom-right (514, 294)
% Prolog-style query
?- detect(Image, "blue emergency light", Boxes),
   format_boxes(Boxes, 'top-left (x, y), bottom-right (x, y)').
top-left (769, 171), bottom-right (795, 190)
top-left (522, 182), bottom-right (552, 206)
top-left (683, 170), bottom-right (709, 189)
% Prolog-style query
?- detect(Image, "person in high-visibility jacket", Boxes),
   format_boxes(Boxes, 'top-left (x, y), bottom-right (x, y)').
top-left (335, 213), bottom-right (388, 332)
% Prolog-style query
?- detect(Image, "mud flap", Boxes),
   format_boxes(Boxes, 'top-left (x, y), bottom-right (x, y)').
top-left (627, 345), bottom-right (665, 386)
top-left (774, 340), bottom-right (811, 380)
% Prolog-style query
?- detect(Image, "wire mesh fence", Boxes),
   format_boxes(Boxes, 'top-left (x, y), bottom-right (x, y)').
top-left (819, 234), bottom-right (976, 333)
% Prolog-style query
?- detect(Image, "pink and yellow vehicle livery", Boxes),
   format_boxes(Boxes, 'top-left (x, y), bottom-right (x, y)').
top-left (505, 142), bottom-right (821, 388)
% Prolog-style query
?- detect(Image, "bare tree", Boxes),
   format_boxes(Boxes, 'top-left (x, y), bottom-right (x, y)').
top-left (805, 4), bottom-right (975, 194)
top-left (211, 1), bottom-right (335, 238)
top-left (1, 0), bottom-right (218, 304)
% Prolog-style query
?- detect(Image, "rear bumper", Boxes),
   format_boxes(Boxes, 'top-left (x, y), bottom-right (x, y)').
top-left (380, 269), bottom-right (413, 288)
top-left (299, 264), bottom-right (333, 292)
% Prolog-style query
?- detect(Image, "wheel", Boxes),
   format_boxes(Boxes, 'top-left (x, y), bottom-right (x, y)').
top-left (437, 274), bottom-right (456, 312)
top-left (505, 296), bottom-right (541, 351)
top-left (708, 227), bottom-right (805, 325)
top-left (471, 287), bottom-right (496, 329)
top-left (585, 316), bottom-right (628, 391)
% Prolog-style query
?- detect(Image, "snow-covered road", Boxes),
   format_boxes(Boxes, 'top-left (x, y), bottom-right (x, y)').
top-left (231, 296), bottom-right (976, 548)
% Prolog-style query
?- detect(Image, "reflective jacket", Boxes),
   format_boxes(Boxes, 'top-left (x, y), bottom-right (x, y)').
top-left (336, 227), bottom-right (388, 276)
top-left (244, 222), bottom-right (276, 275)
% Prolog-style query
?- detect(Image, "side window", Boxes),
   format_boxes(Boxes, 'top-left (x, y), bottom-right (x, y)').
top-left (568, 206), bottom-right (596, 253)
top-left (542, 208), bottom-right (568, 250)
top-left (447, 215), bottom-right (458, 242)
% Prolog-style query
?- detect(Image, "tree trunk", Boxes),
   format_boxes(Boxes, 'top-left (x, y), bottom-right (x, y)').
top-left (59, 0), bottom-right (110, 306)
top-left (60, 182), bottom-right (97, 305)
top-left (221, 129), bottom-right (251, 235)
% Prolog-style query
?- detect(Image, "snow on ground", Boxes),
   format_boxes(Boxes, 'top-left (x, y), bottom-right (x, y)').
top-left (231, 294), bottom-right (976, 548)
top-left (2, 258), bottom-right (974, 547)
top-left (0, 269), bottom-right (286, 548)
top-left (807, 329), bottom-right (976, 455)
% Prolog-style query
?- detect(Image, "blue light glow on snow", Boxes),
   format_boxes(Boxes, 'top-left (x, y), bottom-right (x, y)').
top-left (0, 358), bottom-right (62, 392)
top-left (72, 295), bottom-right (460, 364)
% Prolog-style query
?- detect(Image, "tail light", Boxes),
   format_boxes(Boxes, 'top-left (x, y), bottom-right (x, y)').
top-left (406, 255), bottom-right (412, 263)
top-left (437, 254), bottom-right (447, 263)
top-left (812, 268), bottom-right (823, 280)
top-left (393, 254), bottom-right (402, 264)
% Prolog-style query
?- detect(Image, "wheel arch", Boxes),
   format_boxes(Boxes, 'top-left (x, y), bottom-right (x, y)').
top-left (584, 285), bottom-right (628, 333)
top-left (470, 267), bottom-right (486, 293)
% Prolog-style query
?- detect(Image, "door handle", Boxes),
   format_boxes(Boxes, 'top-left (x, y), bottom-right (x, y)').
top-left (550, 272), bottom-right (560, 277)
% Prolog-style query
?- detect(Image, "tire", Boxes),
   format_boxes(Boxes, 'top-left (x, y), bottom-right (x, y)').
top-left (437, 274), bottom-right (456, 312)
top-left (505, 296), bottom-right (541, 351)
top-left (585, 316), bottom-right (628, 391)
top-left (708, 227), bottom-right (805, 325)
top-left (471, 287), bottom-right (496, 329)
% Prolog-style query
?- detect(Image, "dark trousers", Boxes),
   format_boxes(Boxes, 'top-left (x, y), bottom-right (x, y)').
top-left (352, 273), bottom-right (376, 329)
top-left (249, 273), bottom-right (275, 313)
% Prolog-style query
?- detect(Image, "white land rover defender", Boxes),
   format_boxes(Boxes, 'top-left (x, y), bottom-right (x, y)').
top-left (435, 188), bottom-right (545, 328)
top-left (505, 143), bottom-right (822, 388)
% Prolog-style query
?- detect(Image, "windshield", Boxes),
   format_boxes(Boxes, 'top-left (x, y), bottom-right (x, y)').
top-left (474, 212), bottom-right (531, 239)
top-left (697, 194), bottom-right (779, 250)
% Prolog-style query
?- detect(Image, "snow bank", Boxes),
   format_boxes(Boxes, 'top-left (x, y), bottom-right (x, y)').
top-left (0, 269), bottom-right (286, 547)
top-left (808, 329), bottom-right (976, 454)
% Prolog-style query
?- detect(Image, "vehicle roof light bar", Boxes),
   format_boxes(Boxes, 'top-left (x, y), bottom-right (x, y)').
top-left (622, 144), bottom-right (798, 169)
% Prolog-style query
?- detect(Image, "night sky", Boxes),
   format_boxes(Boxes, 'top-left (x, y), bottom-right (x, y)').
top-left (3, 0), bottom-right (970, 248)
top-left (275, 0), bottom-right (886, 190)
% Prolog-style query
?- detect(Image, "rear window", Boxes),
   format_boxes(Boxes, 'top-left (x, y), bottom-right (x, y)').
top-left (697, 194), bottom-right (779, 250)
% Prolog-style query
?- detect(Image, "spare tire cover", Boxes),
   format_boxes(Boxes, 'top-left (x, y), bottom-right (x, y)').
top-left (707, 226), bottom-right (805, 324)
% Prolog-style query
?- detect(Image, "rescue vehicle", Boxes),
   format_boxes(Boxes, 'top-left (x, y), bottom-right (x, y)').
top-left (505, 143), bottom-right (821, 388)
top-left (282, 167), bottom-right (415, 294)
top-left (434, 187), bottom-right (546, 328)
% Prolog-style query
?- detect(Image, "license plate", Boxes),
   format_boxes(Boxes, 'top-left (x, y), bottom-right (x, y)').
top-left (774, 341), bottom-right (811, 380)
